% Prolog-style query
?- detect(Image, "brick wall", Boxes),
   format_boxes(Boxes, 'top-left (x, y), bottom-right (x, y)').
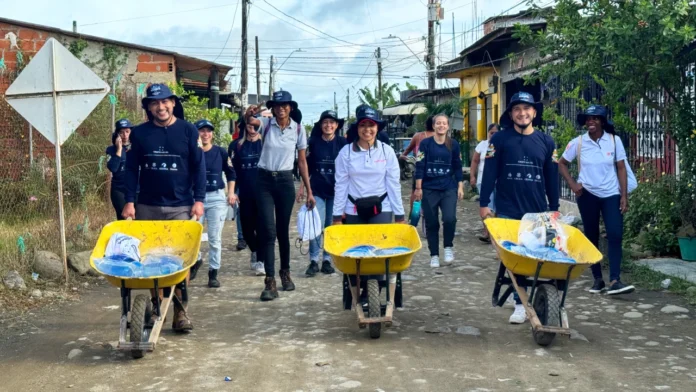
top-left (0, 21), bottom-right (176, 180)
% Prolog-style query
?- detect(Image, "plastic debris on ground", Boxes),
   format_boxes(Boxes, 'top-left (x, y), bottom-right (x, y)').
top-left (501, 241), bottom-right (576, 264)
top-left (342, 245), bottom-right (411, 257)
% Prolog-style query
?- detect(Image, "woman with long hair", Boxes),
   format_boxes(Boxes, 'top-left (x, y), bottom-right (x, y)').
top-left (559, 105), bottom-right (634, 295)
top-left (414, 113), bottom-right (465, 268)
top-left (297, 110), bottom-right (347, 277)
top-left (245, 91), bottom-right (314, 301)
top-left (229, 118), bottom-right (266, 276)
top-left (106, 119), bottom-right (134, 220)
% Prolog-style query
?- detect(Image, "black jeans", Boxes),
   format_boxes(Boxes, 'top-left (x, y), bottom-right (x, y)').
top-left (238, 191), bottom-right (259, 254)
top-left (577, 192), bottom-right (624, 282)
top-left (256, 170), bottom-right (295, 277)
top-left (421, 188), bottom-right (458, 256)
top-left (110, 188), bottom-right (127, 221)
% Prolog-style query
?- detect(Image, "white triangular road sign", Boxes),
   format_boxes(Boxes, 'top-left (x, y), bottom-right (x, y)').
top-left (4, 38), bottom-right (110, 145)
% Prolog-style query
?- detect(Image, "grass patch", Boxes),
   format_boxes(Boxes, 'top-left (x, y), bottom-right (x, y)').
top-left (621, 257), bottom-right (696, 306)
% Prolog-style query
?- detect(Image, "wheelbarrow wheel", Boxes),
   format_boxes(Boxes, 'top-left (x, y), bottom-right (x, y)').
top-left (532, 283), bottom-right (561, 346)
top-left (367, 279), bottom-right (381, 339)
top-left (130, 294), bottom-right (152, 359)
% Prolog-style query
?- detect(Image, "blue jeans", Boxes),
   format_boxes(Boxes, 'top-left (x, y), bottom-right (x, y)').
top-left (309, 196), bottom-right (333, 262)
top-left (498, 212), bottom-right (524, 305)
top-left (577, 192), bottom-right (623, 282)
top-left (198, 190), bottom-right (228, 270)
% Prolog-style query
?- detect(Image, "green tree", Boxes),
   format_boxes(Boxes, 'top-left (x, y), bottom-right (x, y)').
top-left (169, 82), bottom-right (236, 147)
top-left (405, 81), bottom-right (419, 90)
top-left (358, 82), bottom-right (400, 109)
top-left (516, 0), bottom-right (696, 171)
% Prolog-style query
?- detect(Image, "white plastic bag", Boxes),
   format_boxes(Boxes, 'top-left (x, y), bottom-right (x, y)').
top-left (297, 205), bottom-right (323, 242)
top-left (105, 232), bottom-right (141, 262)
top-left (518, 212), bottom-right (569, 253)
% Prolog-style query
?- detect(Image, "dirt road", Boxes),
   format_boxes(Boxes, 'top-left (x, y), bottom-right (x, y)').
top-left (1, 188), bottom-right (695, 392)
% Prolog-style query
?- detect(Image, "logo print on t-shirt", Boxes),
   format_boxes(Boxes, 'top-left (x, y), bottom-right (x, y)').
top-left (485, 144), bottom-right (495, 158)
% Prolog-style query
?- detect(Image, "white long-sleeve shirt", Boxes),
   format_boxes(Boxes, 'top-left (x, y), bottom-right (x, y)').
top-left (332, 141), bottom-right (405, 221)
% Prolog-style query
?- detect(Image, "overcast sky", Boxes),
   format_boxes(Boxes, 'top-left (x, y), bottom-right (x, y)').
top-left (3, 0), bottom-right (533, 123)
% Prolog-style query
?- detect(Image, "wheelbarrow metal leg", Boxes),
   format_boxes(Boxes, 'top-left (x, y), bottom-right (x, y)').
top-left (384, 258), bottom-right (391, 304)
top-left (153, 278), bottom-right (161, 318)
top-left (560, 266), bottom-right (575, 308)
top-left (118, 280), bottom-right (129, 346)
top-left (491, 261), bottom-right (506, 307)
top-left (508, 269), bottom-right (543, 331)
top-left (347, 274), bottom-right (366, 327)
top-left (527, 262), bottom-right (544, 306)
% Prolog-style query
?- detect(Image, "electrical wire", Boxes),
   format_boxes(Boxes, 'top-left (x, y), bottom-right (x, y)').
top-left (211, 0), bottom-right (241, 63)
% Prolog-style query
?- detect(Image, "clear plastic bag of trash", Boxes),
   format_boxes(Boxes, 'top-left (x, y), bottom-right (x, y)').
top-left (518, 212), bottom-right (569, 253)
top-left (297, 205), bottom-right (323, 242)
top-left (374, 246), bottom-right (411, 256)
top-left (105, 233), bottom-right (141, 262)
top-left (501, 241), bottom-right (576, 264)
top-left (342, 245), bottom-right (377, 257)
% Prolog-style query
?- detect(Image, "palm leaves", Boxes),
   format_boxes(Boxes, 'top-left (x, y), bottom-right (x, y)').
top-left (358, 83), bottom-right (401, 109)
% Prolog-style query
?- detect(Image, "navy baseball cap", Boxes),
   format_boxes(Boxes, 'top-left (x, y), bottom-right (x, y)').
top-left (195, 119), bottom-right (215, 130)
top-left (115, 118), bottom-right (133, 131)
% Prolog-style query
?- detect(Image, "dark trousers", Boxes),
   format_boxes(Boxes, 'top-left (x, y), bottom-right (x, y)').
top-left (421, 188), bottom-right (458, 256)
top-left (577, 192), bottom-right (624, 282)
top-left (110, 188), bottom-right (127, 221)
top-left (238, 191), bottom-right (259, 254)
top-left (256, 170), bottom-right (295, 277)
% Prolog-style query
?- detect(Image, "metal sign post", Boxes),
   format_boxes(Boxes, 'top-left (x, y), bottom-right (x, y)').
top-left (5, 38), bottom-right (110, 284)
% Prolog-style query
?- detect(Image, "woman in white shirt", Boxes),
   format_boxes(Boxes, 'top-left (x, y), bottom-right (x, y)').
top-left (470, 123), bottom-right (499, 243)
top-left (559, 105), bottom-right (635, 296)
top-left (332, 105), bottom-right (405, 225)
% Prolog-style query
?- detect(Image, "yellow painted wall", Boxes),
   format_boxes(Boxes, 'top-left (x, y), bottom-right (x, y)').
top-left (452, 67), bottom-right (501, 143)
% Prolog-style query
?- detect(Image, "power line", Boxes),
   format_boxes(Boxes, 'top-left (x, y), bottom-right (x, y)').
top-left (80, 3), bottom-right (238, 27)
top-left (212, 0), bottom-right (241, 63)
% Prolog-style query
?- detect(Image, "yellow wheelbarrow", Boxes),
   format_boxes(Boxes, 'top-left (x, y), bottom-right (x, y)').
top-left (485, 218), bottom-right (603, 346)
top-left (324, 224), bottom-right (421, 339)
top-left (89, 219), bottom-right (203, 358)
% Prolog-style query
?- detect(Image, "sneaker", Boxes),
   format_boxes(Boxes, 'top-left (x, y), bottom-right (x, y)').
top-left (320, 260), bottom-right (336, 274)
top-left (430, 255), bottom-right (440, 268)
top-left (607, 280), bottom-right (635, 295)
top-left (305, 261), bottom-right (320, 277)
top-left (509, 304), bottom-right (527, 324)
top-left (249, 252), bottom-right (258, 270)
top-left (589, 278), bottom-right (606, 294)
top-left (189, 259), bottom-right (203, 280)
top-left (443, 247), bottom-right (454, 265)
top-left (260, 277), bottom-right (279, 301)
top-left (208, 269), bottom-right (220, 288)
top-left (236, 239), bottom-right (247, 251)
top-left (279, 269), bottom-right (296, 291)
top-left (253, 262), bottom-right (266, 276)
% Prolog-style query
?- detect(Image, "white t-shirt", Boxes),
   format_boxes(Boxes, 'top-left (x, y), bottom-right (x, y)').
top-left (474, 140), bottom-right (489, 185)
top-left (562, 132), bottom-right (627, 199)
top-left (257, 117), bottom-right (307, 171)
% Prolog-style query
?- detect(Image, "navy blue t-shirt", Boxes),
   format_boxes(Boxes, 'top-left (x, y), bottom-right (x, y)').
top-left (479, 128), bottom-right (560, 219)
top-left (105, 145), bottom-right (130, 193)
top-left (415, 137), bottom-right (464, 191)
top-left (229, 138), bottom-right (262, 197)
top-left (203, 145), bottom-right (236, 193)
top-left (307, 135), bottom-right (347, 199)
top-left (125, 119), bottom-right (206, 207)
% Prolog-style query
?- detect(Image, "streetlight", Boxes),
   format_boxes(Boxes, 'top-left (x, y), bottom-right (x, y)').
top-left (272, 48), bottom-right (304, 91)
top-left (383, 34), bottom-right (427, 67)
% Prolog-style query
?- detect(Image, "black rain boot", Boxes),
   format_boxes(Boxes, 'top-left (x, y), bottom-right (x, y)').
top-left (208, 269), bottom-right (220, 288)
top-left (189, 259), bottom-right (203, 280)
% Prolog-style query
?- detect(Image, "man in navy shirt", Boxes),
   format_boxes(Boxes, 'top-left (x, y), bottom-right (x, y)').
top-left (479, 92), bottom-right (559, 324)
top-left (123, 83), bottom-right (206, 333)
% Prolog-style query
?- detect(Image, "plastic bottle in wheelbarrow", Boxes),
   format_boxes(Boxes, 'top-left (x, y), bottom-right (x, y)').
top-left (94, 256), bottom-right (141, 277)
top-left (140, 255), bottom-right (184, 277)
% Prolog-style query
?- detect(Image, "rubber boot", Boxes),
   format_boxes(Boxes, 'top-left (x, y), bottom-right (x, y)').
top-left (208, 269), bottom-right (220, 288)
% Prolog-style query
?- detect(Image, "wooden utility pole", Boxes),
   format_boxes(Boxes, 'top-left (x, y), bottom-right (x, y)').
top-left (269, 55), bottom-right (274, 97)
top-left (376, 47), bottom-right (383, 110)
top-left (346, 89), bottom-right (350, 119)
top-left (334, 91), bottom-right (338, 112)
top-left (255, 36), bottom-right (261, 104)
top-left (240, 0), bottom-right (249, 109)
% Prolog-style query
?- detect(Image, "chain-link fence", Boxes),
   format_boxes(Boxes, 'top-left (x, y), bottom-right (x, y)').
top-left (0, 79), bottom-right (126, 277)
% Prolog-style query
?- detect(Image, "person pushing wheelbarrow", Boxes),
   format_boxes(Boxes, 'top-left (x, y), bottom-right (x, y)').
top-left (123, 83), bottom-right (206, 332)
